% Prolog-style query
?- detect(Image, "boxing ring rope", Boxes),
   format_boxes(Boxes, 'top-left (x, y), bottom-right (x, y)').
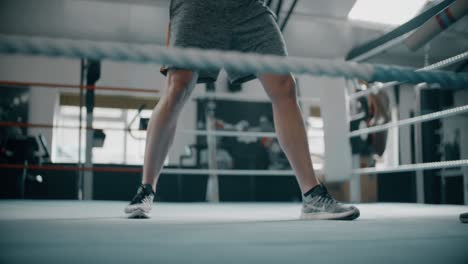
top-left (178, 129), bottom-right (315, 138)
top-left (0, 121), bottom-right (322, 139)
top-left (349, 104), bottom-right (468, 137)
top-left (348, 50), bottom-right (468, 100)
top-left (345, 51), bottom-right (468, 203)
top-left (348, 81), bottom-right (402, 101)
top-left (1, 34), bottom-right (467, 88)
top-left (194, 92), bottom-right (320, 103)
top-left (0, 34), bottom-right (467, 202)
top-left (0, 80), bottom-right (319, 103)
top-left (0, 80), bottom-right (160, 94)
top-left (419, 51), bottom-right (468, 72)
top-left (347, 96), bottom-right (468, 202)
top-left (0, 164), bottom-right (303, 176)
top-left (353, 159), bottom-right (468, 175)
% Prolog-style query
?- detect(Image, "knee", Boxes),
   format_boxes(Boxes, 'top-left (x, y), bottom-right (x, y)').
top-left (165, 70), bottom-right (197, 106)
top-left (268, 76), bottom-right (297, 103)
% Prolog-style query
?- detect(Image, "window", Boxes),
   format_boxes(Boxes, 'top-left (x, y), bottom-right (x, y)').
top-left (52, 105), bottom-right (154, 165)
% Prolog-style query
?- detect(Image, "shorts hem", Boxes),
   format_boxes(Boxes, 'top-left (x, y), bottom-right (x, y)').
top-left (160, 67), bottom-right (217, 84)
top-left (230, 74), bottom-right (257, 85)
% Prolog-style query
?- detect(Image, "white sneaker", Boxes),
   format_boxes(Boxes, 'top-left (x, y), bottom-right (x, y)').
top-left (300, 184), bottom-right (360, 220)
top-left (124, 184), bottom-right (155, 219)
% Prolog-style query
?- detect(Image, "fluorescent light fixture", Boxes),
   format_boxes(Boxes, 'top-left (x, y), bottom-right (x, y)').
top-left (348, 0), bottom-right (427, 25)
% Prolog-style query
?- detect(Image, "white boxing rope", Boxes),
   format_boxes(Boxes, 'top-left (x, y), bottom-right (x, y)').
top-left (349, 104), bottom-right (468, 138)
top-left (160, 168), bottom-right (298, 176)
top-left (419, 51), bottom-right (468, 72)
top-left (52, 124), bottom-right (324, 138)
top-left (177, 129), bottom-right (323, 138)
top-left (1, 34), bottom-right (467, 88)
top-left (353, 159), bottom-right (468, 175)
top-left (348, 81), bottom-right (401, 100)
top-left (194, 92), bottom-right (321, 104)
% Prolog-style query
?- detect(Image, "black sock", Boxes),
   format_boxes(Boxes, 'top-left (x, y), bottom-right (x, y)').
top-left (303, 184), bottom-right (321, 197)
top-left (141, 184), bottom-right (155, 194)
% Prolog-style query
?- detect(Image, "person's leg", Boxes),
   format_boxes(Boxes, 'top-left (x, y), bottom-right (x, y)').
top-left (142, 69), bottom-right (198, 190)
top-left (230, 2), bottom-right (358, 220)
top-left (258, 73), bottom-right (319, 193)
top-left (125, 69), bottom-right (198, 218)
top-left (260, 73), bottom-right (359, 220)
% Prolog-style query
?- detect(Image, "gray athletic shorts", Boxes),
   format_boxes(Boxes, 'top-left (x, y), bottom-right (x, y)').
top-left (160, 0), bottom-right (288, 84)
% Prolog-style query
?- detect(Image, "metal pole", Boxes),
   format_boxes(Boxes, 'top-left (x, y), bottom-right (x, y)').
top-left (77, 59), bottom-right (85, 200)
top-left (280, 0), bottom-right (298, 31)
top-left (414, 45), bottom-right (432, 204)
top-left (83, 105), bottom-right (94, 200)
top-left (415, 84), bottom-right (425, 203)
top-left (19, 160), bottom-right (28, 198)
top-left (205, 100), bottom-right (219, 202)
top-left (82, 59), bottom-right (100, 200)
top-left (83, 73), bottom-right (94, 201)
top-left (275, 0), bottom-right (283, 21)
top-left (390, 90), bottom-right (399, 168)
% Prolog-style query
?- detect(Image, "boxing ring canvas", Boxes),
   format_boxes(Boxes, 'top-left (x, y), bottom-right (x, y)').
top-left (1, 1), bottom-right (468, 262)
top-left (0, 200), bottom-right (467, 264)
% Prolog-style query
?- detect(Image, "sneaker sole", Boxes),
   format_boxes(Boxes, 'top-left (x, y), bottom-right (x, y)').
top-left (127, 209), bottom-right (150, 219)
top-left (460, 215), bottom-right (468, 224)
top-left (300, 209), bottom-right (360, 221)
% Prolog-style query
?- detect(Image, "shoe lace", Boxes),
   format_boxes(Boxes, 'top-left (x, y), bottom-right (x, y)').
top-left (131, 186), bottom-right (153, 204)
top-left (317, 186), bottom-right (337, 208)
